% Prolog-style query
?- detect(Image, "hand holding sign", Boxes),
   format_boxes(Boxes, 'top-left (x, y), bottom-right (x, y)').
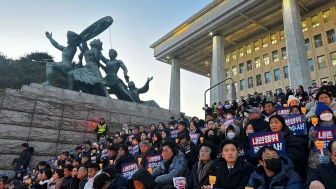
top-left (209, 175), bottom-right (216, 188)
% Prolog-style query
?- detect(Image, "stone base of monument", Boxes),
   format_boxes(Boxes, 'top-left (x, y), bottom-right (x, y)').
top-left (0, 83), bottom-right (181, 175)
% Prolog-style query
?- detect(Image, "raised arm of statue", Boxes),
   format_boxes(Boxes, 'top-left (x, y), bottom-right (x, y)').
top-left (137, 77), bottom-right (153, 94)
top-left (100, 54), bottom-right (109, 64)
top-left (45, 31), bottom-right (65, 51)
top-left (99, 62), bottom-right (107, 72)
top-left (119, 60), bottom-right (130, 83)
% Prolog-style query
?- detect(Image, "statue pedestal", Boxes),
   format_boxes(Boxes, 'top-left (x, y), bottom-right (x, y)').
top-left (0, 84), bottom-right (181, 175)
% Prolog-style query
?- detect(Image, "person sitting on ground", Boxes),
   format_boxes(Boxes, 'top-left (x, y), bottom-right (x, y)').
top-left (261, 101), bottom-right (276, 122)
top-left (59, 164), bottom-right (74, 189)
top-left (49, 169), bottom-right (64, 189)
top-left (84, 163), bottom-right (100, 189)
top-left (114, 144), bottom-right (134, 173)
top-left (177, 120), bottom-right (189, 138)
top-left (177, 133), bottom-right (199, 171)
top-left (246, 107), bottom-right (269, 132)
top-left (77, 166), bottom-right (88, 189)
top-left (92, 174), bottom-right (110, 189)
top-left (247, 146), bottom-right (304, 189)
top-left (128, 168), bottom-right (155, 189)
top-left (102, 167), bottom-right (128, 189)
top-left (31, 169), bottom-right (52, 189)
top-left (133, 140), bottom-right (153, 168)
top-left (81, 154), bottom-right (91, 166)
top-left (287, 95), bottom-right (300, 107)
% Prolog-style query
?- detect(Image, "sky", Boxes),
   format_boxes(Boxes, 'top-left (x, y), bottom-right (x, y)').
top-left (0, 0), bottom-right (212, 118)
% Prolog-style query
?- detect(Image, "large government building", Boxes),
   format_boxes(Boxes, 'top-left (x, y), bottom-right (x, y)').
top-left (150, 0), bottom-right (336, 112)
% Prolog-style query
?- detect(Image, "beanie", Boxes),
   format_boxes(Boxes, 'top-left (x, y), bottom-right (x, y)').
top-left (287, 95), bottom-right (300, 105)
top-left (315, 102), bottom-right (333, 116)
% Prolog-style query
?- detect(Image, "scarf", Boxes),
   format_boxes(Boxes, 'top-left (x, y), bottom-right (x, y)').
top-left (197, 160), bottom-right (215, 182)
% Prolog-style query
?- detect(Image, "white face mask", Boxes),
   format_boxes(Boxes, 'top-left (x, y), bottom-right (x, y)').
top-left (320, 113), bottom-right (333, 121)
top-left (226, 115), bottom-right (233, 119)
top-left (227, 132), bottom-right (235, 139)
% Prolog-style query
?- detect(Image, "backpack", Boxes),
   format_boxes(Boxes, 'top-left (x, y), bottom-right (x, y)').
top-left (253, 169), bottom-right (296, 188)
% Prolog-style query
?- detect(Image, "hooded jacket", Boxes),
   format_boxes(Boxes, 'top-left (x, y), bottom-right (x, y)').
top-left (247, 156), bottom-right (304, 189)
top-left (152, 151), bottom-right (188, 185)
top-left (128, 168), bottom-right (155, 189)
top-left (15, 147), bottom-right (34, 170)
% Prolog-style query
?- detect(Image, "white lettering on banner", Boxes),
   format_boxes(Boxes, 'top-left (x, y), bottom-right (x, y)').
top-left (122, 163), bottom-right (137, 172)
top-left (317, 131), bottom-right (333, 140)
top-left (288, 123), bottom-right (305, 132)
top-left (251, 133), bottom-right (279, 145)
top-left (285, 116), bottom-right (302, 126)
top-left (253, 143), bottom-right (282, 153)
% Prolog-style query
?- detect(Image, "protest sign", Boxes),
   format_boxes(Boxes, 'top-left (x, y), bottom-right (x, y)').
top-left (275, 107), bottom-right (290, 117)
top-left (331, 125), bottom-right (336, 138)
top-left (223, 118), bottom-right (235, 127)
top-left (314, 126), bottom-right (333, 152)
top-left (146, 154), bottom-right (162, 169)
top-left (173, 177), bottom-right (187, 189)
top-left (284, 114), bottom-right (307, 135)
top-left (248, 132), bottom-right (286, 157)
top-left (121, 162), bottom-right (138, 179)
top-left (190, 133), bottom-right (200, 145)
top-left (131, 144), bottom-right (139, 157)
top-left (170, 129), bottom-right (179, 139)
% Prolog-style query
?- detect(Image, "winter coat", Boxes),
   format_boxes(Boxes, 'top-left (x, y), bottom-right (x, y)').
top-left (264, 125), bottom-right (305, 176)
top-left (114, 152), bottom-right (134, 173)
top-left (152, 151), bottom-right (188, 185)
top-left (213, 157), bottom-right (254, 189)
top-left (247, 156), bottom-right (304, 189)
top-left (15, 147), bottom-right (34, 170)
top-left (305, 99), bottom-right (336, 118)
top-left (187, 160), bottom-right (219, 189)
top-left (178, 142), bottom-right (199, 171)
top-left (128, 168), bottom-right (155, 189)
top-left (133, 152), bottom-right (153, 169)
top-left (32, 179), bottom-right (50, 189)
top-left (311, 161), bottom-right (336, 189)
top-left (59, 176), bottom-right (72, 189)
top-left (109, 174), bottom-right (129, 189)
top-left (49, 177), bottom-right (64, 189)
top-left (78, 175), bottom-right (88, 189)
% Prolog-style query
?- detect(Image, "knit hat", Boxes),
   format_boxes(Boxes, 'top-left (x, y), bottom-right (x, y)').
top-left (287, 95), bottom-right (300, 105)
top-left (315, 102), bottom-right (333, 116)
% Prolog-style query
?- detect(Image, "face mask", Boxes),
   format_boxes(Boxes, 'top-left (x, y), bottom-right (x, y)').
top-left (320, 113), bottom-right (333, 121)
top-left (265, 158), bottom-right (282, 173)
top-left (227, 132), bottom-right (235, 139)
top-left (226, 115), bottom-right (233, 119)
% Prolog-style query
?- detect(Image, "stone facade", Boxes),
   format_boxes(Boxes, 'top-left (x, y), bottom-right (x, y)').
top-left (0, 84), bottom-right (182, 175)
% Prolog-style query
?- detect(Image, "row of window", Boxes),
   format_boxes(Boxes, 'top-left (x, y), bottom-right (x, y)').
top-left (225, 8), bottom-right (336, 63)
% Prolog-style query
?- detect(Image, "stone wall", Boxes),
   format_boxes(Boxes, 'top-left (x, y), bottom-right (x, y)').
top-left (0, 84), bottom-right (182, 175)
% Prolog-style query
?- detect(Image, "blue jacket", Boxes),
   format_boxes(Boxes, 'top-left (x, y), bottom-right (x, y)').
top-left (247, 156), bottom-right (304, 189)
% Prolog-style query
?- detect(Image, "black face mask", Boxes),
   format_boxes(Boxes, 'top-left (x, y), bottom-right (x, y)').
top-left (265, 158), bottom-right (282, 173)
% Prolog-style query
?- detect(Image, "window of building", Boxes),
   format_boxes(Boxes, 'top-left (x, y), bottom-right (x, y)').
top-left (239, 63), bottom-right (244, 73)
top-left (256, 74), bottom-right (262, 86)
top-left (317, 55), bottom-right (327, 69)
top-left (255, 57), bottom-right (261, 68)
top-left (246, 44), bottom-right (251, 54)
top-left (232, 51), bottom-right (237, 60)
top-left (311, 14), bottom-right (320, 28)
top-left (234, 82), bottom-right (238, 92)
top-left (265, 72), bottom-right (271, 84)
top-left (247, 60), bottom-right (252, 71)
top-left (240, 79), bottom-right (245, 90)
top-left (280, 30), bottom-right (285, 41)
top-left (238, 47), bottom-right (244, 57)
top-left (308, 59), bottom-right (314, 72)
top-left (272, 50), bottom-right (279, 62)
top-left (281, 47), bottom-right (287, 59)
top-left (331, 52), bottom-right (336, 66)
top-left (254, 40), bottom-right (259, 51)
top-left (248, 77), bottom-right (253, 88)
top-left (283, 66), bottom-right (288, 79)
top-left (271, 33), bottom-right (277, 44)
top-left (326, 29), bottom-right (335, 44)
top-left (274, 69), bottom-right (281, 81)
top-left (302, 20), bottom-right (308, 32)
top-left (226, 68), bottom-right (230, 77)
top-left (232, 66), bottom-right (237, 76)
top-left (263, 54), bottom-right (270, 65)
top-left (225, 54), bottom-right (230, 63)
top-left (226, 84), bottom-right (230, 94)
top-left (314, 34), bottom-right (323, 48)
top-left (321, 77), bottom-right (329, 83)
top-left (305, 38), bottom-right (311, 51)
top-left (323, 9), bottom-right (332, 23)
top-left (262, 37), bottom-right (268, 48)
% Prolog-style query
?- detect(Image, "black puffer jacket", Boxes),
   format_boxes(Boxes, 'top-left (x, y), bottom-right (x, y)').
top-left (128, 168), bottom-right (155, 189)
top-left (15, 147), bottom-right (34, 170)
top-left (114, 152), bottom-right (134, 173)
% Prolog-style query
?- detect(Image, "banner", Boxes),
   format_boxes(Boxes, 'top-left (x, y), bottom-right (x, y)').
top-left (131, 144), bottom-right (139, 157)
top-left (331, 125), bottom-right (336, 138)
top-left (248, 132), bottom-right (286, 157)
top-left (190, 133), bottom-right (200, 145)
top-left (314, 126), bottom-right (333, 152)
top-left (238, 144), bottom-right (249, 159)
top-left (128, 134), bottom-right (134, 141)
top-left (223, 118), bottom-right (235, 127)
top-left (146, 154), bottom-right (162, 169)
top-left (173, 177), bottom-right (187, 189)
top-left (170, 129), bottom-right (179, 139)
top-left (275, 107), bottom-right (290, 117)
top-left (121, 162), bottom-right (138, 179)
top-left (284, 114), bottom-right (307, 135)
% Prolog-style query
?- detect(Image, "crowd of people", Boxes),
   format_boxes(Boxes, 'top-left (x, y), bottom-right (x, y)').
top-left (1, 82), bottom-right (336, 189)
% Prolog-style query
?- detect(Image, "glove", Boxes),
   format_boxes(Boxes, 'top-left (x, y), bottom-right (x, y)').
top-left (319, 155), bottom-right (330, 164)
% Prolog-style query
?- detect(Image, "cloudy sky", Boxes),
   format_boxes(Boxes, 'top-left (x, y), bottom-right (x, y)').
top-left (0, 0), bottom-right (212, 118)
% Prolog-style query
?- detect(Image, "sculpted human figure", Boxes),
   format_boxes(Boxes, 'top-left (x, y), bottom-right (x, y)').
top-left (128, 78), bottom-right (160, 108)
top-left (42, 31), bottom-right (81, 85)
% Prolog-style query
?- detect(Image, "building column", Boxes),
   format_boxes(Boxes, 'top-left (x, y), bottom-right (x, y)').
top-left (210, 35), bottom-right (225, 104)
top-left (169, 58), bottom-right (180, 112)
top-left (283, 0), bottom-right (311, 89)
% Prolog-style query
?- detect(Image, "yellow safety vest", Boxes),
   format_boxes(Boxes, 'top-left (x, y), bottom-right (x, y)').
top-left (97, 124), bottom-right (107, 134)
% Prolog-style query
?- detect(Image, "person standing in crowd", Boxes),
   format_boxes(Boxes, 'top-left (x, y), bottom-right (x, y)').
top-left (15, 143), bottom-right (34, 171)
top-left (77, 167), bottom-right (88, 189)
top-left (277, 88), bottom-right (287, 104)
top-left (114, 144), bottom-right (134, 173)
top-left (152, 141), bottom-right (188, 187)
top-left (309, 138), bottom-right (336, 189)
top-left (188, 141), bottom-right (218, 189)
top-left (128, 168), bottom-right (155, 189)
top-left (266, 91), bottom-right (276, 103)
top-left (246, 107), bottom-right (269, 132)
top-left (94, 118), bottom-right (108, 142)
top-left (247, 146), bottom-right (304, 189)
top-left (31, 169), bottom-right (52, 189)
top-left (49, 169), bottom-right (64, 189)
top-left (261, 101), bottom-right (276, 122)
top-left (179, 112), bottom-right (190, 126)
top-left (59, 164), bottom-right (74, 189)
top-left (178, 133), bottom-right (199, 171)
top-left (134, 140), bottom-right (152, 168)
top-left (203, 140), bottom-right (254, 189)
top-left (251, 92), bottom-right (262, 107)
top-left (212, 102), bottom-right (218, 118)
top-left (265, 115), bottom-right (305, 179)
top-left (217, 102), bottom-right (224, 117)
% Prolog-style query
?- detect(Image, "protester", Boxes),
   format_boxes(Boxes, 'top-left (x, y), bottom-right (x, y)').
top-left (247, 146), bottom-right (304, 188)
top-left (306, 89), bottom-right (336, 118)
top-left (31, 169), bottom-right (52, 189)
top-left (151, 132), bottom-right (162, 153)
top-left (59, 164), bottom-right (74, 189)
top-left (92, 174), bottom-right (110, 189)
top-left (246, 107), bottom-right (269, 132)
top-left (77, 166), bottom-right (88, 189)
top-left (178, 133), bottom-right (199, 171)
top-left (128, 168), bottom-right (155, 189)
top-left (134, 140), bottom-right (152, 168)
top-left (114, 144), bottom-right (134, 173)
top-left (49, 169), bottom-right (64, 189)
top-left (84, 163), bottom-right (100, 189)
top-left (262, 101), bottom-right (276, 122)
